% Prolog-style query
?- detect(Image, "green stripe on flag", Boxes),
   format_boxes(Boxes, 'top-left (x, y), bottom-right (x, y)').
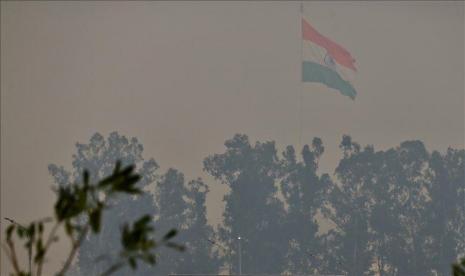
top-left (302, 61), bottom-right (357, 100)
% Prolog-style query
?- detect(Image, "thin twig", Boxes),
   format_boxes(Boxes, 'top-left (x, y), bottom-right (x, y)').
top-left (56, 224), bottom-right (90, 276)
top-left (6, 239), bottom-right (22, 274)
top-left (100, 261), bottom-right (125, 276)
top-left (28, 239), bottom-right (33, 276)
top-left (36, 222), bottom-right (60, 276)
top-left (2, 243), bottom-right (18, 274)
top-left (4, 217), bottom-right (31, 274)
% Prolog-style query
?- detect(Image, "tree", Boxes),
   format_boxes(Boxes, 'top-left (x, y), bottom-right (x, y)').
top-left (182, 178), bottom-right (221, 273)
top-left (322, 136), bottom-right (465, 276)
top-left (321, 136), bottom-right (376, 276)
top-left (3, 162), bottom-right (182, 276)
top-left (454, 257), bottom-right (465, 276)
top-left (367, 146), bottom-right (407, 276)
top-left (373, 141), bottom-right (461, 276)
top-left (426, 148), bottom-right (465, 276)
top-left (204, 134), bottom-right (287, 274)
top-left (153, 169), bottom-right (220, 275)
top-left (279, 138), bottom-right (332, 274)
top-left (45, 131), bottom-right (465, 275)
top-left (48, 132), bottom-right (159, 275)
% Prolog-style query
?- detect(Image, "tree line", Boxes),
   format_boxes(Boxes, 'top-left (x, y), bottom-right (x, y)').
top-left (48, 132), bottom-right (465, 276)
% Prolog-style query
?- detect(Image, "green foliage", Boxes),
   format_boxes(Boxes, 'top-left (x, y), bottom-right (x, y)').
top-left (5, 132), bottom-right (464, 276)
top-left (49, 132), bottom-right (160, 275)
top-left (453, 257), bottom-right (465, 276)
top-left (119, 215), bottom-right (179, 271)
top-left (48, 132), bottom-right (218, 275)
top-left (2, 162), bottom-right (182, 276)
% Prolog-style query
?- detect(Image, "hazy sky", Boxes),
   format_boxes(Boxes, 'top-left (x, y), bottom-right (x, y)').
top-left (1, 1), bottom-right (464, 273)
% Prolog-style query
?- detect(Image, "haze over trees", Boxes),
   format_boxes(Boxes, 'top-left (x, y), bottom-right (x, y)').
top-left (48, 132), bottom-right (219, 275)
top-left (48, 131), bottom-right (464, 276)
top-left (204, 134), bottom-right (289, 274)
top-left (154, 168), bottom-right (221, 275)
top-left (4, 160), bottom-right (182, 276)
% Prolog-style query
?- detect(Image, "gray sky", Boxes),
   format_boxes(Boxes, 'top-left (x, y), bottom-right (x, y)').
top-left (1, 1), bottom-right (464, 274)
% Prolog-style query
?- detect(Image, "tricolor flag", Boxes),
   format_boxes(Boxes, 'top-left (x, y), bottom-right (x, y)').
top-left (302, 17), bottom-right (358, 99)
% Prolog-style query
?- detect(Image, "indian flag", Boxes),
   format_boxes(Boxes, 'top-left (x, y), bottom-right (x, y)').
top-left (302, 17), bottom-right (357, 99)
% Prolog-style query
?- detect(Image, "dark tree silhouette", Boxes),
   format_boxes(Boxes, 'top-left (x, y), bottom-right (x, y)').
top-left (322, 136), bottom-right (465, 276)
top-left (153, 169), bottom-right (220, 275)
top-left (204, 134), bottom-right (288, 274)
top-left (45, 132), bottom-right (465, 275)
top-left (48, 132), bottom-right (158, 275)
top-left (4, 161), bottom-right (182, 276)
top-left (49, 132), bottom-right (219, 275)
top-left (279, 138), bottom-right (332, 274)
top-left (321, 136), bottom-right (375, 276)
top-left (454, 257), bottom-right (465, 276)
top-left (426, 148), bottom-right (465, 275)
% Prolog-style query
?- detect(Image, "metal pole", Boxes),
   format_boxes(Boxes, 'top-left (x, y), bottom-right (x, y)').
top-left (298, 2), bottom-right (304, 149)
top-left (206, 238), bottom-right (231, 274)
top-left (237, 236), bottom-right (242, 275)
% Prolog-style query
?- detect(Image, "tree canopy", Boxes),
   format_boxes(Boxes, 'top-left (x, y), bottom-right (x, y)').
top-left (44, 131), bottom-right (464, 275)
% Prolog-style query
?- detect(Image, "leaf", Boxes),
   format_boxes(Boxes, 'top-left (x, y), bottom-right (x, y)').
top-left (114, 161), bottom-right (121, 173)
top-left (89, 209), bottom-right (102, 233)
top-left (454, 258), bottom-right (465, 276)
top-left (134, 215), bottom-right (151, 229)
top-left (54, 185), bottom-right (86, 221)
top-left (6, 224), bottom-right (15, 240)
top-left (17, 227), bottom-right (25, 238)
top-left (101, 262), bottom-right (125, 276)
top-left (38, 222), bottom-right (44, 234)
top-left (144, 254), bottom-right (156, 265)
top-left (34, 239), bottom-right (45, 263)
top-left (165, 241), bottom-right (185, 252)
top-left (65, 221), bottom-right (74, 236)
top-left (128, 257), bottom-right (137, 269)
top-left (27, 223), bottom-right (35, 238)
top-left (162, 229), bottom-right (177, 241)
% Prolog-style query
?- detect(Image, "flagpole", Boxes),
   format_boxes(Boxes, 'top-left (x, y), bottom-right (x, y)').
top-left (298, 2), bottom-right (304, 150)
